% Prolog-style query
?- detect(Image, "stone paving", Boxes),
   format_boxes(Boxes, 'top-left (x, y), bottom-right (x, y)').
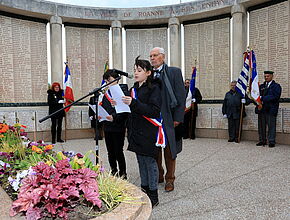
top-left (55, 138), bottom-right (290, 220)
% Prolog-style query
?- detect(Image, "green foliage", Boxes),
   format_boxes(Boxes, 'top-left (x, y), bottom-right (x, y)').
top-left (98, 172), bottom-right (135, 211)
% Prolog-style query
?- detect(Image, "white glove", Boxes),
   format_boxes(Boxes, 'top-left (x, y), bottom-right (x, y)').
top-left (241, 99), bottom-right (246, 104)
top-left (192, 98), bottom-right (196, 103)
top-left (89, 116), bottom-right (94, 120)
top-left (223, 114), bottom-right (227, 118)
top-left (58, 100), bottom-right (65, 104)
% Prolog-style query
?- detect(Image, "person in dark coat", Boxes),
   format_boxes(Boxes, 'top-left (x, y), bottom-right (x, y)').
top-left (101, 69), bottom-right (129, 178)
top-left (88, 96), bottom-right (104, 140)
top-left (47, 82), bottom-right (65, 144)
top-left (255, 71), bottom-right (282, 148)
top-left (150, 47), bottom-right (186, 192)
top-left (222, 80), bottom-right (245, 143)
top-left (183, 83), bottom-right (202, 140)
top-left (122, 56), bottom-right (162, 207)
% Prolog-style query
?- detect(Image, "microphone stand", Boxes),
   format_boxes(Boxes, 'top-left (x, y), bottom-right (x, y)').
top-left (39, 76), bottom-right (122, 164)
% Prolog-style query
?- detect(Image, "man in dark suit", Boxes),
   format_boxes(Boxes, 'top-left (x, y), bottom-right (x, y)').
top-left (222, 80), bottom-right (245, 143)
top-left (256, 71), bottom-right (281, 148)
top-left (150, 47), bottom-right (186, 192)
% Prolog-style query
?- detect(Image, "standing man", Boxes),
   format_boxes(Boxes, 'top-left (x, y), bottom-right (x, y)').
top-left (150, 47), bottom-right (186, 192)
top-left (256, 71), bottom-right (281, 148)
top-left (222, 80), bottom-right (245, 143)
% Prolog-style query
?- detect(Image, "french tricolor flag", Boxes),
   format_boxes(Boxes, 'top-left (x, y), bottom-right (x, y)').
top-left (63, 63), bottom-right (74, 112)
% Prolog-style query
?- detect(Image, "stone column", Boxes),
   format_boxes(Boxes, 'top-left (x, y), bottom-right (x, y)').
top-left (169, 17), bottom-right (181, 68)
top-left (111, 20), bottom-right (123, 70)
top-left (231, 4), bottom-right (247, 80)
top-left (50, 16), bottom-right (63, 84)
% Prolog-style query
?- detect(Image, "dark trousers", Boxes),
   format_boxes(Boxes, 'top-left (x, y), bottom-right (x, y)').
top-left (259, 113), bottom-right (277, 144)
top-left (51, 117), bottom-right (63, 142)
top-left (183, 110), bottom-right (197, 139)
top-left (228, 117), bottom-right (240, 141)
top-left (258, 113), bottom-right (267, 143)
top-left (104, 131), bottom-right (127, 177)
top-left (157, 145), bottom-right (176, 183)
top-left (136, 154), bottom-right (158, 190)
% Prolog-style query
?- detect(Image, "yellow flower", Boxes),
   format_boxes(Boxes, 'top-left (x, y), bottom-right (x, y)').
top-left (46, 160), bottom-right (53, 166)
top-left (57, 151), bottom-right (67, 160)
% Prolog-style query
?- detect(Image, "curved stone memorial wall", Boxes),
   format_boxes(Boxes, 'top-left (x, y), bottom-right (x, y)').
top-left (0, 0), bottom-right (289, 144)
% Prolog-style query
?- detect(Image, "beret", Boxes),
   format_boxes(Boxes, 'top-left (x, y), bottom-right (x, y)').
top-left (264, 70), bottom-right (274, 74)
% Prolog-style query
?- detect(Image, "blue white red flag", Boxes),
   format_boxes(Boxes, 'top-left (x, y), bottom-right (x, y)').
top-left (236, 52), bottom-right (250, 97)
top-left (185, 66), bottom-right (197, 109)
top-left (249, 50), bottom-right (261, 106)
top-left (63, 64), bottom-right (74, 112)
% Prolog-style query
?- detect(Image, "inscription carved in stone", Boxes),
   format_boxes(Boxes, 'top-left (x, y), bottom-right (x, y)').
top-left (65, 27), bottom-right (109, 101)
top-left (126, 28), bottom-right (168, 87)
top-left (250, 1), bottom-right (289, 97)
top-left (184, 18), bottom-right (230, 100)
top-left (0, 16), bottom-right (47, 103)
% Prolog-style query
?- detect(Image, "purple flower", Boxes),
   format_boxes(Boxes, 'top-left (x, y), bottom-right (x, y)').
top-left (100, 166), bottom-right (105, 173)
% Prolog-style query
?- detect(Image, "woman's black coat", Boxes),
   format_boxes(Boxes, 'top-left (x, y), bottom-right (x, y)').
top-left (127, 81), bottom-right (162, 158)
top-left (47, 89), bottom-right (65, 118)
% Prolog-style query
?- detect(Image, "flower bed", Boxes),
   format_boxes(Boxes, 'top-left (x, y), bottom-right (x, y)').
top-left (0, 122), bottom-right (151, 219)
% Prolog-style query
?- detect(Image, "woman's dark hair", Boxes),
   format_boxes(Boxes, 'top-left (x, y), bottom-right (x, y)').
top-left (134, 56), bottom-right (154, 85)
top-left (103, 69), bottom-right (119, 80)
top-left (134, 56), bottom-right (152, 73)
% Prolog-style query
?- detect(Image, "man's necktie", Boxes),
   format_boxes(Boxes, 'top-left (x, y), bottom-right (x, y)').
top-left (154, 70), bottom-right (161, 79)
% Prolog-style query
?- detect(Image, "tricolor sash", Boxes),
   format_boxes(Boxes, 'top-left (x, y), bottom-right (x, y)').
top-left (131, 88), bottom-right (166, 148)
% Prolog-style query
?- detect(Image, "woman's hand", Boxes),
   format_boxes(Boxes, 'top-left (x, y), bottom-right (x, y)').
top-left (106, 115), bottom-right (113, 121)
top-left (110, 99), bottom-right (117, 107)
top-left (122, 96), bottom-right (132, 105)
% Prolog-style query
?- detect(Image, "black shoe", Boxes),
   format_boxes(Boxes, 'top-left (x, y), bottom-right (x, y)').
top-left (269, 143), bottom-right (275, 148)
top-left (52, 140), bottom-right (56, 144)
top-left (256, 142), bottom-right (266, 146)
top-left (228, 139), bottom-right (234, 142)
top-left (57, 139), bottom-right (64, 143)
top-left (141, 185), bottom-right (149, 194)
top-left (148, 189), bottom-right (159, 208)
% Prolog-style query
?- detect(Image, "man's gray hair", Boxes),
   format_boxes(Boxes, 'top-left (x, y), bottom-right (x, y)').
top-left (231, 80), bottom-right (237, 84)
top-left (152, 47), bottom-right (165, 54)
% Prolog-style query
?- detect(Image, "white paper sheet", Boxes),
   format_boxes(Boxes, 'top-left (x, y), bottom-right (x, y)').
top-left (88, 104), bottom-right (96, 113)
top-left (98, 104), bottom-right (110, 122)
top-left (109, 84), bottom-right (131, 113)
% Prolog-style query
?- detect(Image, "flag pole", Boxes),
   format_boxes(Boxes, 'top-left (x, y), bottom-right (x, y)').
top-left (64, 112), bottom-right (67, 142)
top-left (32, 114), bottom-right (37, 142)
top-left (189, 59), bottom-right (197, 139)
top-left (237, 49), bottom-right (250, 143)
top-left (64, 59), bottom-right (68, 143)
